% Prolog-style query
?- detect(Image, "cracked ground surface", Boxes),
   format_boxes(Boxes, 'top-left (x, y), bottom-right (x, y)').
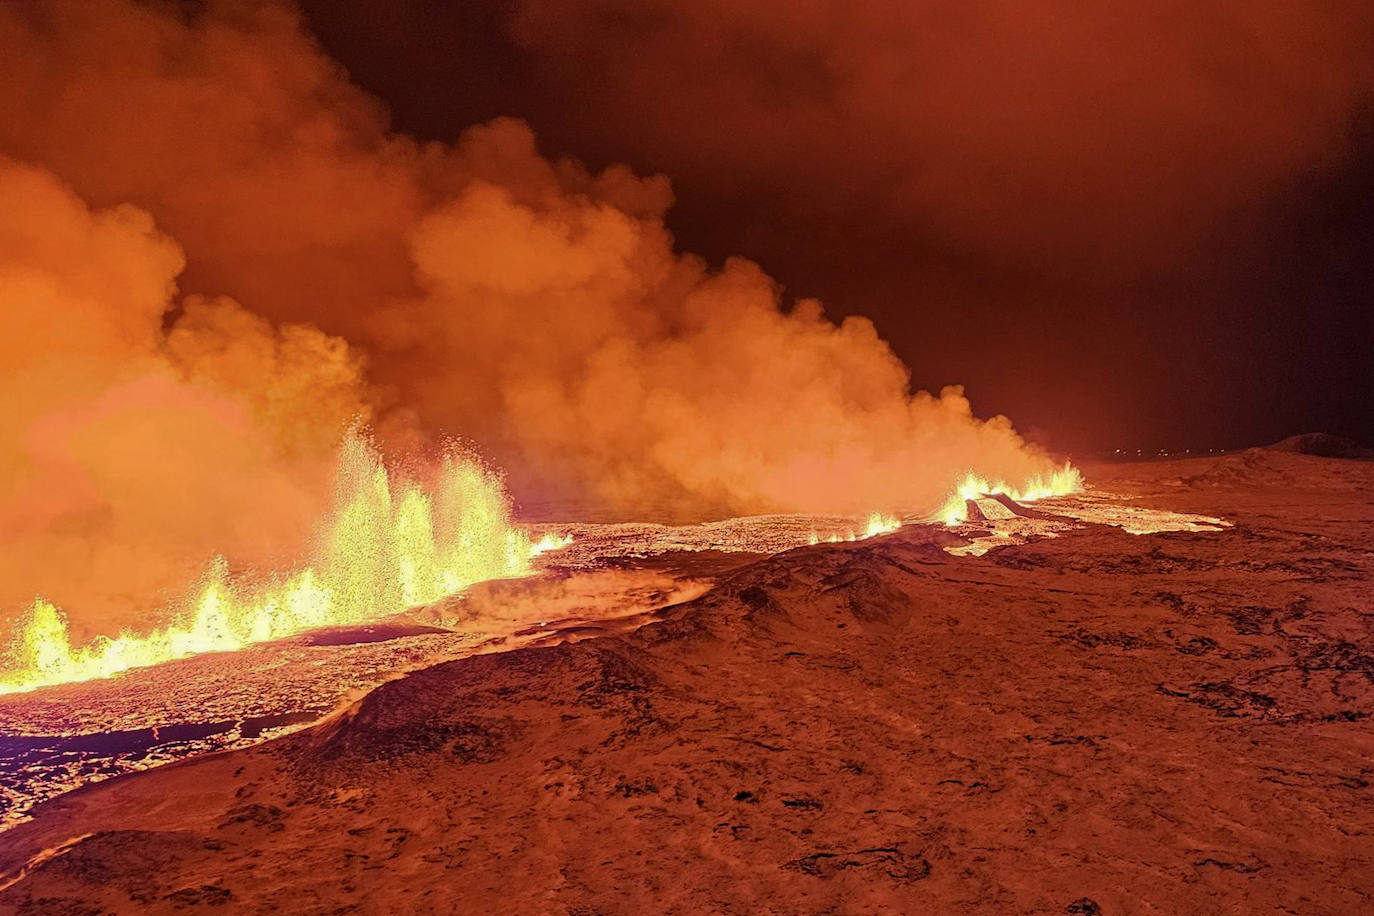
top-left (0, 449), bottom-right (1370, 913)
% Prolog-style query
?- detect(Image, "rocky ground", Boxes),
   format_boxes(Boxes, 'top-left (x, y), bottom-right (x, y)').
top-left (0, 449), bottom-right (1370, 914)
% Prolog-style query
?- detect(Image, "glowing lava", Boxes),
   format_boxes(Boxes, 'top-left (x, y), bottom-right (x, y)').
top-left (0, 445), bottom-right (1080, 695)
top-left (0, 433), bottom-right (566, 695)
top-left (807, 512), bottom-right (902, 545)
top-left (936, 463), bottom-right (1084, 525)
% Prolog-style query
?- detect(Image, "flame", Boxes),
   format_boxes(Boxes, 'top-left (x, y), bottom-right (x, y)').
top-left (530, 532), bottom-right (574, 556)
top-left (864, 512), bottom-right (902, 538)
top-left (937, 463), bottom-right (1084, 525)
top-left (806, 512), bottom-right (902, 545)
top-left (0, 432), bottom-right (558, 695)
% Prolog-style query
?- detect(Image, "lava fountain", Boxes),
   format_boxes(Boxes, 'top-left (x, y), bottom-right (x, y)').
top-left (0, 431), bottom-right (566, 695)
top-left (936, 463), bottom-right (1084, 525)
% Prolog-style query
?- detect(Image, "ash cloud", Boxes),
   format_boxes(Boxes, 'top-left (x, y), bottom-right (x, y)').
top-left (1, 0), bottom-right (1066, 632)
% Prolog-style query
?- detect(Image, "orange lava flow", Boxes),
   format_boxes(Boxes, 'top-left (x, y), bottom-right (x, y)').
top-left (0, 433), bottom-right (570, 695)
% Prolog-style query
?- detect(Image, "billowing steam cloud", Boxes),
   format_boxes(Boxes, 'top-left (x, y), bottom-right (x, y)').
top-left (0, 0), bottom-right (1062, 634)
top-left (0, 155), bottom-right (369, 634)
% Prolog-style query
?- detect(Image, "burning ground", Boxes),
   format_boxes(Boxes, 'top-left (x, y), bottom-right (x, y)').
top-left (0, 447), bottom-right (1370, 913)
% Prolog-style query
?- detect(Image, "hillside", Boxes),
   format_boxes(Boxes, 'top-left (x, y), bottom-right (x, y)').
top-left (1, 455), bottom-right (1371, 913)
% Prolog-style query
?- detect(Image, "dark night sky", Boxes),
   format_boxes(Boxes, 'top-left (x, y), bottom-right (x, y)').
top-left (298, 0), bottom-right (1371, 453)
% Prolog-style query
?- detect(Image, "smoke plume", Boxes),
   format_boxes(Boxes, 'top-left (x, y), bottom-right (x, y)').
top-left (0, 0), bottom-right (1063, 634)
top-left (0, 155), bottom-right (369, 634)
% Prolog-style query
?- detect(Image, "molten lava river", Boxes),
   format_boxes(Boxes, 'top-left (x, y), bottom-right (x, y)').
top-left (0, 443), bottom-right (1226, 830)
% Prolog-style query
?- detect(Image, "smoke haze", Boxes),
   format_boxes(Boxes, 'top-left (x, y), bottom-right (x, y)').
top-left (0, 155), bottom-right (368, 633)
top-left (294, 0), bottom-right (1374, 452)
top-left (2, 0), bottom-right (1068, 633)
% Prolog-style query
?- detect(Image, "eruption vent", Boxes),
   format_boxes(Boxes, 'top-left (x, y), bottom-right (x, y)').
top-left (0, 433), bottom-right (552, 695)
top-left (937, 465), bottom-right (1084, 526)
